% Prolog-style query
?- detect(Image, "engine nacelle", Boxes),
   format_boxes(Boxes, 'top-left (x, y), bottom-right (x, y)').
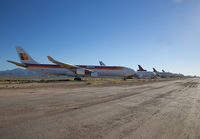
top-left (76, 68), bottom-right (98, 77)
top-left (91, 72), bottom-right (98, 77)
top-left (76, 68), bottom-right (85, 75)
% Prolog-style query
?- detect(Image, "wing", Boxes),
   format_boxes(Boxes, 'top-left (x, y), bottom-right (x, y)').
top-left (47, 56), bottom-right (92, 73)
top-left (47, 56), bottom-right (79, 72)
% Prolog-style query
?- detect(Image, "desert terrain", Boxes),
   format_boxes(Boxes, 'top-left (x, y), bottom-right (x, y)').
top-left (0, 78), bottom-right (200, 139)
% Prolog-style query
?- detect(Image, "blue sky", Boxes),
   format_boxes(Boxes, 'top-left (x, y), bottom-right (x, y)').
top-left (0, 0), bottom-right (200, 76)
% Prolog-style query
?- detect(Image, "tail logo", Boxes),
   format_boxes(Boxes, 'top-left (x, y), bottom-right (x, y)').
top-left (19, 53), bottom-right (29, 60)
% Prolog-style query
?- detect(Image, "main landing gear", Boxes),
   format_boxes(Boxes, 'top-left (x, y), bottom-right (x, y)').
top-left (74, 77), bottom-right (82, 81)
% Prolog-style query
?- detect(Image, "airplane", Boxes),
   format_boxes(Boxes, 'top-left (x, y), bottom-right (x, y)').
top-left (136, 65), bottom-right (156, 78)
top-left (8, 47), bottom-right (137, 80)
top-left (98, 62), bottom-right (156, 79)
top-left (161, 69), bottom-right (176, 77)
top-left (153, 68), bottom-right (171, 78)
top-left (153, 68), bottom-right (184, 78)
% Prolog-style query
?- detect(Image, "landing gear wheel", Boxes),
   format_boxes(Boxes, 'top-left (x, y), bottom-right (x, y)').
top-left (74, 77), bottom-right (82, 81)
top-left (123, 77), bottom-right (127, 81)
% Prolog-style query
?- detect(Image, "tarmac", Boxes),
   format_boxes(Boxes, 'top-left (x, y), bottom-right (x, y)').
top-left (0, 78), bottom-right (200, 139)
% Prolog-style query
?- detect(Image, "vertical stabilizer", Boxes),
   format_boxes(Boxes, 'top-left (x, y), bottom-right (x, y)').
top-left (99, 61), bottom-right (106, 66)
top-left (16, 46), bottom-right (39, 64)
top-left (138, 65), bottom-right (147, 71)
top-left (162, 70), bottom-right (165, 72)
top-left (153, 68), bottom-right (157, 72)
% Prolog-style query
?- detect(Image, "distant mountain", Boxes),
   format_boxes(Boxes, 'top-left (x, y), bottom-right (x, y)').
top-left (0, 68), bottom-right (56, 77)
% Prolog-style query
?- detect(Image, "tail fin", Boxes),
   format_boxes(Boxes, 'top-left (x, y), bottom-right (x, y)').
top-left (153, 68), bottom-right (157, 72)
top-left (162, 69), bottom-right (165, 72)
top-left (99, 61), bottom-right (106, 66)
top-left (16, 46), bottom-right (38, 64)
top-left (138, 65), bottom-right (147, 71)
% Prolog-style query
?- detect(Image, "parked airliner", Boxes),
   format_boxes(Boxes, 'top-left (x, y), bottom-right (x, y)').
top-left (136, 65), bottom-right (156, 78)
top-left (98, 62), bottom-right (157, 79)
top-left (153, 68), bottom-right (184, 78)
top-left (8, 47), bottom-right (137, 80)
top-left (152, 68), bottom-right (172, 78)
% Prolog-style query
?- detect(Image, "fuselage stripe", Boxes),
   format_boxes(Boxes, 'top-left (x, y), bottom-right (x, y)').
top-left (27, 64), bottom-right (124, 70)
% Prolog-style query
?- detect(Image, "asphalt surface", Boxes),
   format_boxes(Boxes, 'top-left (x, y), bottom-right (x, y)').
top-left (0, 78), bottom-right (200, 139)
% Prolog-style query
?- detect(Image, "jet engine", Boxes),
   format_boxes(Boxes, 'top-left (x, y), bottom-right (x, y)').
top-left (76, 68), bottom-right (98, 77)
top-left (76, 68), bottom-right (85, 75)
top-left (91, 72), bottom-right (98, 77)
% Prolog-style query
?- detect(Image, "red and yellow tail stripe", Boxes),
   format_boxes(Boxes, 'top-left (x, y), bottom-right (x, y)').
top-left (19, 53), bottom-right (29, 60)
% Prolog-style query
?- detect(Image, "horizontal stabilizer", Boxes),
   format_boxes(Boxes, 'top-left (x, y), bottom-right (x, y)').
top-left (7, 60), bottom-right (27, 68)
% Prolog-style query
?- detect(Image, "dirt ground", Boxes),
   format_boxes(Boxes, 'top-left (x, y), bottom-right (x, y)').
top-left (0, 78), bottom-right (200, 139)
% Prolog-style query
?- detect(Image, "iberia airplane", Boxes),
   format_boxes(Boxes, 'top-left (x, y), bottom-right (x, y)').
top-left (8, 47), bottom-right (137, 80)
top-left (136, 65), bottom-right (157, 78)
top-left (153, 68), bottom-right (182, 78)
top-left (152, 68), bottom-right (170, 78)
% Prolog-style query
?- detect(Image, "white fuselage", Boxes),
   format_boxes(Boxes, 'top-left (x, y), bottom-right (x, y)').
top-left (154, 72), bottom-right (174, 78)
top-left (27, 64), bottom-right (136, 78)
top-left (136, 71), bottom-right (156, 78)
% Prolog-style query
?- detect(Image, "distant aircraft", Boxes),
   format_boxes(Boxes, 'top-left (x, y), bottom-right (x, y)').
top-left (153, 68), bottom-right (170, 78)
top-left (136, 65), bottom-right (156, 78)
top-left (154, 68), bottom-right (182, 78)
top-left (8, 47), bottom-right (137, 80)
top-left (161, 69), bottom-right (175, 77)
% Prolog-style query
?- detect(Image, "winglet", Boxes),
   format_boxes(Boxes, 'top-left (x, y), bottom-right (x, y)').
top-left (47, 56), bottom-right (67, 67)
top-left (47, 56), bottom-right (56, 64)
